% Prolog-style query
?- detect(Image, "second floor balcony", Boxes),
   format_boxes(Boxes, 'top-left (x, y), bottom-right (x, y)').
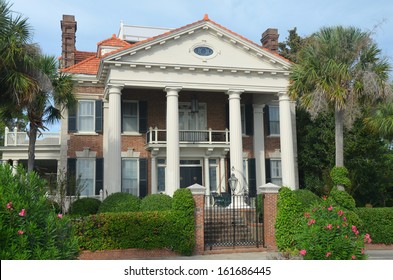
top-left (146, 127), bottom-right (230, 148)
top-left (3, 127), bottom-right (61, 147)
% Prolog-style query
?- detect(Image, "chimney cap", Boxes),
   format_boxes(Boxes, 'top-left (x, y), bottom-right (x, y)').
top-left (62, 15), bottom-right (75, 21)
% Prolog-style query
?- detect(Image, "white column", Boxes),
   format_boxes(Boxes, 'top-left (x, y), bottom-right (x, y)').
top-left (107, 85), bottom-right (123, 195)
top-left (227, 89), bottom-right (244, 194)
top-left (253, 104), bottom-right (266, 187)
top-left (164, 86), bottom-right (181, 196)
top-left (278, 92), bottom-right (296, 190)
top-left (204, 157), bottom-right (210, 194)
top-left (12, 160), bottom-right (18, 175)
top-left (219, 156), bottom-right (226, 193)
top-left (103, 100), bottom-right (109, 197)
top-left (151, 156), bottom-right (158, 194)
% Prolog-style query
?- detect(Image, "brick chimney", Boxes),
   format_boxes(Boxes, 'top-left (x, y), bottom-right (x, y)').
top-left (261, 28), bottom-right (279, 53)
top-left (61, 15), bottom-right (77, 69)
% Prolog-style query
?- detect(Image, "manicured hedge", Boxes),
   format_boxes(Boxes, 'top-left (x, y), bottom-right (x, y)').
top-left (355, 208), bottom-right (393, 244)
top-left (69, 197), bottom-right (101, 216)
top-left (293, 189), bottom-right (320, 210)
top-left (140, 194), bottom-right (173, 212)
top-left (98, 192), bottom-right (140, 213)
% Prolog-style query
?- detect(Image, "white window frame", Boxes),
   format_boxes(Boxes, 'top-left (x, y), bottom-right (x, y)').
top-left (269, 105), bottom-right (280, 136)
top-left (209, 159), bottom-right (219, 192)
top-left (77, 100), bottom-right (95, 133)
top-left (76, 158), bottom-right (95, 197)
top-left (270, 159), bottom-right (282, 186)
top-left (122, 100), bottom-right (139, 133)
top-left (157, 159), bottom-right (166, 193)
top-left (121, 158), bottom-right (139, 197)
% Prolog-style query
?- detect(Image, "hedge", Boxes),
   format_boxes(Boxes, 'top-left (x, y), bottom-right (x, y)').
top-left (140, 194), bottom-right (173, 212)
top-left (355, 208), bottom-right (393, 244)
top-left (98, 192), bottom-right (140, 213)
top-left (69, 197), bottom-right (101, 216)
top-left (73, 210), bottom-right (195, 255)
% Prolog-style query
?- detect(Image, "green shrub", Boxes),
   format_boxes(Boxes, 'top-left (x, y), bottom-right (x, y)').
top-left (98, 192), bottom-right (140, 213)
top-left (293, 189), bottom-right (321, 211)
top-left (0, 165), bottom-right (79, 259)
top-left (140, 194), bottom-right (173, 212)
top-left (328, 186), bottom-right (356, 211)
top-left (295, 199), bottom-right (371, 260)
top-left (275, 187), bottom-right (303, 251)
top-left (69, 197), bottom-right (101, 216)
top-left (330, 166), bottom-right (351, 189)
top-left (355, 208), bottom-right (393, 244)
top-left (172, 188), bottom-right (194, 216)
top-left (74, 211), bottom-right (195, 255)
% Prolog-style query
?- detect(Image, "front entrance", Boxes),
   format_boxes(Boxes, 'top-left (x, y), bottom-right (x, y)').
top-left (180, 166), bottom-right (202, 188)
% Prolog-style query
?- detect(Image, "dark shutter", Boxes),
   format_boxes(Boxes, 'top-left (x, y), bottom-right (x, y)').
top-left (139, 158), bottom-right (148, 198)
top-left (227, 157), bottom-right (231, 195)
top-left (245, 104), bottom-right (254, 135)
top-left (248, 158), bottom-right (256, 197)
top-left (139, 101), bottom-right (148, 133)
top-left (264, 105), bottom-right (270, 136)
top-left (95, 158), bottom-right (103, 195)
top-left (95, 100), bottom-right (103, 133)
top-left (265, 158), bottom-right (271, 183)
top-left (67, 158), bottom-right (77, 195)
top-left (68, 105), bottom-right (77, 133)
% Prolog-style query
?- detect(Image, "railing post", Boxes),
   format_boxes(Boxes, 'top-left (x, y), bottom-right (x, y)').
top-left (13, 127), bottom-right (18, 146)
top-left (208, 128), bottom-right (212, 144)
top-left (4, 127), bottom-right (9, 146)
top-left (225, 128), bottom-right (229, 144)
top-left (153, 127), bottom-right (158, 143)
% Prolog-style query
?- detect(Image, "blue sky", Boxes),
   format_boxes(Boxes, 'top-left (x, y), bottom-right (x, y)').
top-left (9, 0), bottom-right (393, 131)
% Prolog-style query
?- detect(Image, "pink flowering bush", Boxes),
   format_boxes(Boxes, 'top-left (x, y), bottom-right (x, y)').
top-left (0, 165), bottom-right (79, 259)
top-left (295, 199), bottom-right (371, 260)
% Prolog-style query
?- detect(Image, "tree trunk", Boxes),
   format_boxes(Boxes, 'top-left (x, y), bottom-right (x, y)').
top-left (335, 108), bottom-right (345, 191)
top-left (27, 122), bottom-right (38, 173)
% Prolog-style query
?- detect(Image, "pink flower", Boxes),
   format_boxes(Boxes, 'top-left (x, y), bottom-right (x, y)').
top-left (361, 248), bottom-right (365, 255)
top-left (19, 209), bottom-right (25, 217)
top-left (343, 217), bottom-right (347, 221)
top-left (6, 202), bottom-right (12, 209)
top-left (323, 196), bottom-right (327, 201)
top-left (337, 225), bottom-right (340, 229)
top-left (364, 234), bottom-right (372, 244)
top-left (352, 255), bottom-right (356, 260)
top-left (345, 235), bottom-right (348, 239)
top-left (18, 230), bottom-right (24, 235)
top-left (326, 224), bottom-right (333, 230)
top-left (325, 252), bottom-right (331, 257)
top-left (327, 205), bottom-right (333, 211)
top-left (57, 214), bottom-right (63, 219)
top-left (337, 210), bottom-right (344, 216)
top-left (307, 219), bottom-right (316, 226)
top-left (299, 250), bottom-right (307, 256)
top-left (304, 212), bottom-right (310, 218)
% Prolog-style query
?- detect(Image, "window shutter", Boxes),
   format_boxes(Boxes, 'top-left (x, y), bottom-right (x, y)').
top-left (95, 100), bottom-right (103, 133)
top-left (121, 99), bottom-right (124, 133)
top-left (139, 158), bottom-right (148, 198)
top-left (263, 106), bottom-right (270, 136)
top-left (265, 158), bottom-right (271, 183)
top-left (139, 101), bottom-right (148, 133)
top-left (95, 158), bottom-right (103, 195)
top-left (248, 158), bottom-right (256, 197)
top-left (245, 104), bottom-right (254, 135)
top-left (67, 158), bottom-right (77, 195)
top-left (68, 105), bottom-right (77, 133)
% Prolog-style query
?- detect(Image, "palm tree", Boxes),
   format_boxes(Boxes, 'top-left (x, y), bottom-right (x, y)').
top-left (364, 101), bottom-right (393, 142)
top-left (288, 26), bottom-right (391, 171)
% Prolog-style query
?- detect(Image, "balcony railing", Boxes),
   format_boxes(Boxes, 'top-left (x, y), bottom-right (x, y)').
top-left (4, 127), bottom-right (60, 146)
top-left (146, 127), bottom-right (230, 145)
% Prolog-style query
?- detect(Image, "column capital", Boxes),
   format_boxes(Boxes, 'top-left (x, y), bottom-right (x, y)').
top-left (227, 89), bottom-right (244, 99)
top-left (105, 84), bottom-right (124, 98)
top-left (164, 86), bottom-right (182, 95)
top-left (278, 91), bottom-right (290, 101)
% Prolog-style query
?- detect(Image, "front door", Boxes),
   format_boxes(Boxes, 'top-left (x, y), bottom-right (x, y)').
top-left (180, 166), bottom-right (202, 188)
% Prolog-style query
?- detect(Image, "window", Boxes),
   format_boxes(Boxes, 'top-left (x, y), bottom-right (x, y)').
top-left (157, 159), bottom-right (166, 193)
top-left (76, 158), bottom-right (95, 196)
top-left (269, 105), bottom-right (280, 135)
top-left (209, 159), bottom-right (218, 192)
top-left (122, 101), bottom-right (138, 132)
top-left (270, 159), bottom-right (282, 186)
top-left (78, 101), bottom-right (95, 132)
top-left (122, 159), bottom-right (139, 196)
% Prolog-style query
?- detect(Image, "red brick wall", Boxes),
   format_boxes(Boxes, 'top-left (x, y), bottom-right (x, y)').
top-left (68, 135), bottom-right (103, 158)
top-left (192, 193), bottom-right (205, 255)
top-left (263, 193), bottom-right (278, 249)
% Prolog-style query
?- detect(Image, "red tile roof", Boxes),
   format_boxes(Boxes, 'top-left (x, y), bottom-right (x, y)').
top-left (75, 50), bottom-right (96, 64)
top-left (62, 15), bottom-right (290, 75)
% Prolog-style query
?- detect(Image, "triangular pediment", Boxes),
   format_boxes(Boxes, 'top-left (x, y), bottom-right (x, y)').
top-left (100, 19), bottom-right (291, 76)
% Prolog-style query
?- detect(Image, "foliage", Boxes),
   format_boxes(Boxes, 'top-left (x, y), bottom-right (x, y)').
top-left (364, 101), bottom-right (393, 141)
top-left (69, 197), bottom-right (101, 216)
top-left (328, 186), bottom-right (356, 211)
top-left (172, 188), bottom-right (195, 217)
top-left (295, 199), bottom-right (371, 260)
top-left (140, 194), bottom-right (173, 212)
top-left (292, 189), bottom-right (321, 210)
top-left (74, 195), bottom-right (196, 255)
top-left (278, 27), bottom-right (310, 63)
top-left (330, 166), bottom-right (352, 190)
top-left (0, 164), bottom-right (79, 259)
top-left (355, 208), bottom-right (393, 244)
top-left (98, 192), bottom-right (141, 213)
top-left (275, 187), bottom-right (303, 251)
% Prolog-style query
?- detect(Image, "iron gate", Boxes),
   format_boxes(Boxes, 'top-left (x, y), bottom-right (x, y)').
top-left (204, 193), bottom-right (263, 249)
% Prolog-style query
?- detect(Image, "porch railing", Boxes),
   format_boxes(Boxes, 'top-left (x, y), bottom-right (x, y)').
top-left (4, 127), bottom-right (61, 146)
top-left (146, 127), bottom-right (230, 144)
